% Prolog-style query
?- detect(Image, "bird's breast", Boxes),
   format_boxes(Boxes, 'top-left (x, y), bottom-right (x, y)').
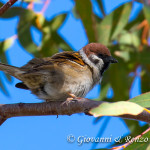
top-left (34, 61), bottom-right (98, 101)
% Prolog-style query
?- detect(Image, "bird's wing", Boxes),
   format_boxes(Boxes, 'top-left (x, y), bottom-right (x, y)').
top-left (21, 51), bottom-right (85, 72)
top-left (20, 57), bottom-right (51, 69)
top-left (17, 51), bottom-right (87, 89)
top-left (51, 51), bottom-right (85, 66)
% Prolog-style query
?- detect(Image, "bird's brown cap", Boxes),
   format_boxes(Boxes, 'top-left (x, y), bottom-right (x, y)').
top-left (83, 43), bottom-right (111, 57)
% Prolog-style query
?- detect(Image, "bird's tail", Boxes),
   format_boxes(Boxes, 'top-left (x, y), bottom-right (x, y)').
top-left (0, 63), bottom-right (24, 80)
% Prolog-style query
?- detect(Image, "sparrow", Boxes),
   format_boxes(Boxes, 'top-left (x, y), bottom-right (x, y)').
top-left (0, 43), bottom-right (118, 101)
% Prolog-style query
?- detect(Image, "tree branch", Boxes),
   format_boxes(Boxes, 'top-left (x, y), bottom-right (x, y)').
top-left (0, 0), bottom-right (18, 16)
top-left (0, 98), bottom-right (150, 126)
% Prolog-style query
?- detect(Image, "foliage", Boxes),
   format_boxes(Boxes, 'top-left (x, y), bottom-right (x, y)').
top-left (0, 0), bottom-right (150, 149)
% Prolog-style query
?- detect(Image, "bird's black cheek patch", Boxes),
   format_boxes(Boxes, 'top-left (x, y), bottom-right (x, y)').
top-left (100, 63), bottom-right (110, 75)
top-left (89, 56), bottom-right (100, 65)
top-left (93, 59), bottom-right (100, 65)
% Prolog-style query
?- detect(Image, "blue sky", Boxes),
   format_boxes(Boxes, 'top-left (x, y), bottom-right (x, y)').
top-left (0, 0), bottom-right (143, 149)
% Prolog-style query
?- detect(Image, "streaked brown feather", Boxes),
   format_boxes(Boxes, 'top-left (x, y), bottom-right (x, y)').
top-left (21, 52), bottom-right (85, 71)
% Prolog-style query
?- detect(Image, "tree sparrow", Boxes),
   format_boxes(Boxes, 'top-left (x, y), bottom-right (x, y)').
top-left (0, 43), bottom-right (118, 101)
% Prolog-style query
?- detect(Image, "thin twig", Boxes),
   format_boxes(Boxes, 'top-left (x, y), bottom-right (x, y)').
top-left (0, 0), bottom-right (18, 16)
top-left (40, 0), bottom-right (50, 14)
top-left (111, 127), bottom-right (150, 150)
top-left (27, 0), bottom-right (34, 10)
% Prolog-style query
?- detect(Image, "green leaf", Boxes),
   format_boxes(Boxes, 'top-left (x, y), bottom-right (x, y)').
top-left (111, 3), bottom-right (131, 39)
top-left (0, 39), bottom-right (15, 82)
top-left (0, 53), bottom-right (12, 82)
top-left (0, 7), bottom-right (25, 18)
top-left (119, 32), bottom-right (132, 44)
top-left (125, 11), bottom-right (144, 30)
top-left (39, 30), bottom-right (72, 57)
top-left (130, 92), bottom-right (150, 108)
top-left (97, 3), bottom-right (131, 45)
top-left (96, 83), bottom-right (110, 101)
top-left (141, 66), bottom-right (150, 93)
top-left (39, 14), bottom-right (71, 56)
top-left (0, 38), bottom-right (15, 53)
top-left (72, 6), bottom-right (80, 19)
top-left (90, 101), bottom-right (144, 117)
top-left (39, 33), bottom-right (58, 57)
top-left (37, 14), bottom-right (69, 57)
top-left (0, 2), bottom-right (3, 7)
top-left (34, 14), bottom-right (46, 30)
top-left (124, 130), bottom-right (150, 150)
top-left (108, 63), bottom-right (131, 101)
top-left (17, 10), bottom-right (38, 54)
top-left (75, 0), bottom-right (97, 42)
top-left (115, 51), bottom-right (130, 62)
top-left (118, 31), bottom-right (141, 48)
top-left (50, 14), bottom-right (67, 31)
top-left (146, 145), bottom-right (150, 150)
top-left (111, 120), bottom-right (149, 148)
top-left (59, 42), bottom-right (72, 52)
top-left (3, 38), bottom-right (15, 52)
top-left (124, 120), bottom-right (149, 137)
top-left (97, 12), bottom-right (113, 45)
top-left (143, 5), bottom-right (150, 24)
top-left (96, 0), bottom-right (105, 17)
top-left (130, 50), bottom-right (150, 64)
top-left (0, 39), bottom-right (11, 92)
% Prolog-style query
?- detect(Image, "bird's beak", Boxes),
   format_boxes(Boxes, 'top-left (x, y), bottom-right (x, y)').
top-left (108, 56), bottom-right (118, 63)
